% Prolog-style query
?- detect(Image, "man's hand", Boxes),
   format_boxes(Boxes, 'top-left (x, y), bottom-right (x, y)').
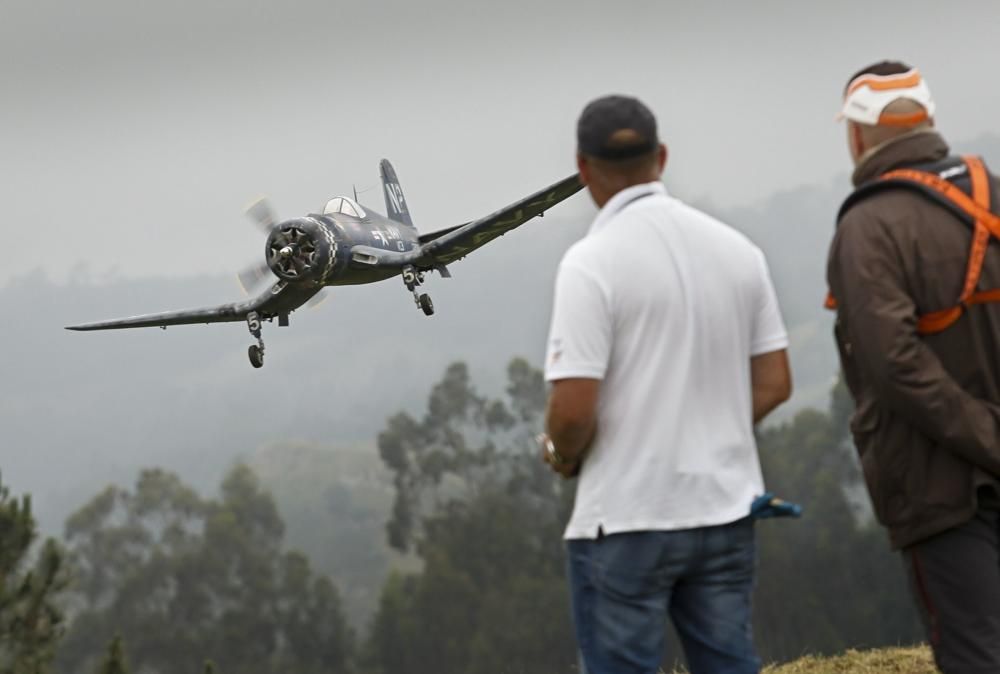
top-left (751, 349), bottom-right (792, 424)
top-left (538, 433), bottom-right (582, 479)
top-left (543, 378), bottom-right (600, 472)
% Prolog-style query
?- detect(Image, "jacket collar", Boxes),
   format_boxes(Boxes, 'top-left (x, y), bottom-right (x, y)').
top-left (852, 129), bottom-right (951, 186)
top-left (590, 181), bottom-right (668, 234)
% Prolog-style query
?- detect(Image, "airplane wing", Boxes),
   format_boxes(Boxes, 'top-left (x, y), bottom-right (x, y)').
top-left (66, 304), bottom-right (251, 330)
top-left (417, 222), bottom-right (466, 245)
top-left (66, 282), bottom-right (322, 331)
top-left (414, 173), bottom-right (583, 268)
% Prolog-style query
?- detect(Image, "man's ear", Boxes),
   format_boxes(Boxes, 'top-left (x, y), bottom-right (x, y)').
top-left (576, 153), bottom-right (591, 186)
top-left (657, 143), bottom-right (668, 174)
top-left (849, 122), bottom-right (865, 161)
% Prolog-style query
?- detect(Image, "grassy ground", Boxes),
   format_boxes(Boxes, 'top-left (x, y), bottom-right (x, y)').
top-left (671, 646), bottom-right (936, 673)
top-left (762, 646), bottom-right (935, 673)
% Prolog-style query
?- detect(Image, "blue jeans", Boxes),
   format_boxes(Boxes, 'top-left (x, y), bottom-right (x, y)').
top-left (567, 518), bottom-right (760, 674)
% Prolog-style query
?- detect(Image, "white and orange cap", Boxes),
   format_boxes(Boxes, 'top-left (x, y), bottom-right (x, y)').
top-left (838, 68), bottom-right (935, 127)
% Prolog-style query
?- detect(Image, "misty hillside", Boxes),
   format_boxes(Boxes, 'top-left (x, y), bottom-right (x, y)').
top-left (2, 206), bottom-right (584, 533)
top-left (3, 133), bottom-right (998, 538)
top-left (245, 441), bottom-right (405, 627)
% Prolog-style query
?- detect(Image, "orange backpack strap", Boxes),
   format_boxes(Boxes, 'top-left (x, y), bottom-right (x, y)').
top-left (824, 157), bottom-right (970, 315)
top-left (825, 156), bottom-right (1000, 335)
top-left (881, 156), bottom-right (1000, 334)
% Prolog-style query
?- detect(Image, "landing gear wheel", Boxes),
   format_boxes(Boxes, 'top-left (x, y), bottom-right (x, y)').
top-left (245, 311), bottom-right (266, 369)
top-left (402, 266), bottom-right (436, 316)
top-left (419, 294), bottom-right (434, 316)
top-left (248, 344), bottom-right (264, 368)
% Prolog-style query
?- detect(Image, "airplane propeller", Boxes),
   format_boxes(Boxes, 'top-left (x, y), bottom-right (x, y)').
top-left (236, 197), bottom-right (330, 308)
top-left (306, 291), bottom-right (329, 309)
top-left (236, 198), bottom-right (279, 294)
top-left (237, 261), bottom-right (273, 294)
top-left (246, 197), bottom-right (278, 232)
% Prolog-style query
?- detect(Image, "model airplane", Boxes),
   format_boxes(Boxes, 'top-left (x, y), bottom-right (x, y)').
top-left (67, 160), bottom-right (583, 368)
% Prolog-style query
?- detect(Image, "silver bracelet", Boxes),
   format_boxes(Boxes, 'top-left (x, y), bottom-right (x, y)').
top-left (540, 434), bottom-right (569, 465)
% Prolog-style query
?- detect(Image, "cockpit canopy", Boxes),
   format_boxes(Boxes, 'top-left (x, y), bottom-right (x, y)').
top-left (322, 197), bottom-right (366, 219)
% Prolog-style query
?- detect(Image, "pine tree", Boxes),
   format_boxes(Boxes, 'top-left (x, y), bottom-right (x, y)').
top-left (0, 474), bottom-right (68, 674)
top-left (368, 359), bottom-right (577, 674)
top-left (59, 466), bottom-right (355, 674)
top-left (93, 637), bottom-right (127, 674)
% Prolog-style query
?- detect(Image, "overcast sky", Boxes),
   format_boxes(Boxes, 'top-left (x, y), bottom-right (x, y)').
top-left (5, 0), bottom-right (1000, 535)
top-left (4, 0), bottom-right (1000, 284)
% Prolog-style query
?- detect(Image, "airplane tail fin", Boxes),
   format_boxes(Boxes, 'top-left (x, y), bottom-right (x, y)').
top-left (379, 159), bottom-right (414, 228)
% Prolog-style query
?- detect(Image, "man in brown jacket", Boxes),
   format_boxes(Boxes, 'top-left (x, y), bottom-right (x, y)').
top-left (827, 60), bottom-right (1000, 673)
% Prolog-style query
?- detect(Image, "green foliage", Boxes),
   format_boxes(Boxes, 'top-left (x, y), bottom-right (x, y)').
top-left (366, 359), bottom-right (576, 674)
top-left (247, 442), bottom-right (407, 630)
top-left (57, 465), bottom-right (355, 674)
top-left (364, 490), bottom-right (577, 674)
top-left (93, 636), bottom-right (127, 674)
top-left (378, 360), bottom-right (536, 552)
top-left (367, 361), bottom-right (923, 673)
top-left (0, 475), bottom-right (69, 674)
top-left (753, 377), bottom-right (922, 660)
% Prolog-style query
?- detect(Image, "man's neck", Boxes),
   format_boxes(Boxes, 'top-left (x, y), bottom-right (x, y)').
top-left (593, 177), bottom-right (659, 208)
top-left (855, 127), bottom-right (936, 170)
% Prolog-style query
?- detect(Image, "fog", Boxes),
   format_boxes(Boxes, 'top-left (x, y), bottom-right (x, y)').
top-left (5, 0), bottom-right (1000, 282)
top-left (4, 0), bottom-right (1000, 532)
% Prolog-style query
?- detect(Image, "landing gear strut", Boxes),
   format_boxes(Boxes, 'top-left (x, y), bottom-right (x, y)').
top-left (246, 311), bottom-right (265, 368)
top-left (402, 266), bottom-right (434, 316)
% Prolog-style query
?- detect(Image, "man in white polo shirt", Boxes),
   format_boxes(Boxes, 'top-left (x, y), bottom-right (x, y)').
top-left (541, 95), bottom-right (792, 674)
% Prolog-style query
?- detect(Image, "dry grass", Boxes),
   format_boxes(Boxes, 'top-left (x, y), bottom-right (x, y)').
top-left (763, 646), bottom-right (935, 673)
top-left (670, 645), bottom-right (936, 673)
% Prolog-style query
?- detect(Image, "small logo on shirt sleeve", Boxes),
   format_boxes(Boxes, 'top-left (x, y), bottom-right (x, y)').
top-left (550, 338), bottom-right (563, 365)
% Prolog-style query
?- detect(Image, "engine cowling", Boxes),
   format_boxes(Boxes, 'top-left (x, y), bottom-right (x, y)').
top-left (265, 217), bottom-right (338, 283)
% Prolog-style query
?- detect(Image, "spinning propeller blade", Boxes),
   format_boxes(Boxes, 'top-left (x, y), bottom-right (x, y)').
top-left (245, 197), bottom-right (278, 232)
top-left (237, 197), bottom-right (281, 294)
top-left (306, 289), bottom-right (330, 309)
top-left (237, 261), bottom-right (273, 295)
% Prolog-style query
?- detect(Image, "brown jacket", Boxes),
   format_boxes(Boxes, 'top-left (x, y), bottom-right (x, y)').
top-left (827, 130), bottom-right (1000, 550)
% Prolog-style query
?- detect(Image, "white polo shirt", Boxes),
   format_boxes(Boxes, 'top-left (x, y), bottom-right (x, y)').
top-left (545, 181), bottom-right (788, 539)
